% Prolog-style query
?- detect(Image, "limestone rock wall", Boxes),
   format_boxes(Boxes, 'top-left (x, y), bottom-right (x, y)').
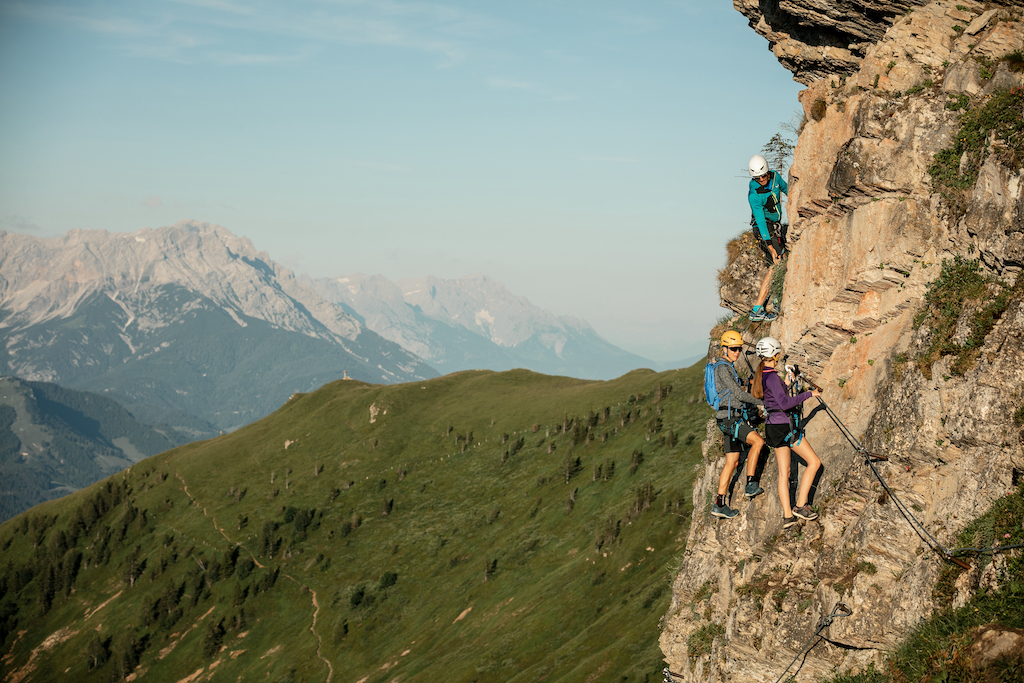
top-left (662, 3), bottom-right (1024, 681)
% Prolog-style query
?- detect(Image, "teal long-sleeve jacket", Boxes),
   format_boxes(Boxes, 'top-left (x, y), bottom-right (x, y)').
top-left (748, 170), bottom-right (788, 240)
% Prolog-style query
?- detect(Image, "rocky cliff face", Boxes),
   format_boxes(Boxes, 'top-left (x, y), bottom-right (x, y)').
top-left (734, 0), bottom-right (925, 84)
top-left (662, 2), bottom-right (1023, 681)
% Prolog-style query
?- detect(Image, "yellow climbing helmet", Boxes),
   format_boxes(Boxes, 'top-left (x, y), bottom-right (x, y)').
top-left (720, 330), bottom-right (743, 347)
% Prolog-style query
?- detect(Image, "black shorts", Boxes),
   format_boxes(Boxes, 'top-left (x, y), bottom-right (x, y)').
top-left (750, 218), bottom-right (788, 266)
top-left (765, 423), bottom-right (794, 448)
top-left (718, 419), bottom-right (756, 453)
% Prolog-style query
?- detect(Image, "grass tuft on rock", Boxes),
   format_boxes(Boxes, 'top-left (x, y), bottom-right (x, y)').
top-left (686, 622), bottom-right (725, 662)
top-left (913, 256), bottom-right (1020, 378)
top-left (928, 85), bottom-right (1024, 218)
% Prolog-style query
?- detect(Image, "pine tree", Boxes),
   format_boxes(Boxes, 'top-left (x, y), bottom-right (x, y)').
top-left (761, 132), bottom-right (795, 173)
top-left (202, 618), bottom-right (226, 658)
top-left (86, 632), bottom-right (110, 670)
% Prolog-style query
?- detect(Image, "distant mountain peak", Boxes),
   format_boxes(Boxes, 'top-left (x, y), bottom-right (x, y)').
top-left (306, 271), bottom-right (653, 379)
top-left (1, 221), bottom-right (360, 343)
top-left (1, 222), bottom-right (436, 430)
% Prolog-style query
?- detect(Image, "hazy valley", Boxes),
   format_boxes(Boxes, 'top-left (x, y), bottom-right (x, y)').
top-left (0, 377), bottom-right (195, 522)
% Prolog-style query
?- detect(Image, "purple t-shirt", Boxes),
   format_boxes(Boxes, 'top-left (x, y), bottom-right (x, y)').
top-left (762, 367), bottom-right (812, 424)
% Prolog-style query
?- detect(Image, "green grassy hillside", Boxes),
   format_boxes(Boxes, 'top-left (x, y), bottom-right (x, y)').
top-left (0, 364), bottom-right (711, 683)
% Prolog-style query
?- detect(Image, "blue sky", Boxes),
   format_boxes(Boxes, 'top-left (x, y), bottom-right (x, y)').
top-left (0, 0), bottom-right (803, 363)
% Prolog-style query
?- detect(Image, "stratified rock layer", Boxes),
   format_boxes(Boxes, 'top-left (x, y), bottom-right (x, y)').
top-left (734, 0), bottom-right (1022, 84)
top-left (662, 2), bottom-right (1023, 681)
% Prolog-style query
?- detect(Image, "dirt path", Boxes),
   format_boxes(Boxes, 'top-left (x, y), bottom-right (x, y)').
top-left (171, 468), bottom-right (332, 680)
top-left (173, 472), bottom-right (265, 569)
top-left (281, 575), bottom-right (334, 683)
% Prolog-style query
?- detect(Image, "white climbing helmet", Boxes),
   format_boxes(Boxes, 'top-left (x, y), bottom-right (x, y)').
top-left (755, 336), bottom-right (783, 359)
top-left (748, 154), bottom-right (769, 178)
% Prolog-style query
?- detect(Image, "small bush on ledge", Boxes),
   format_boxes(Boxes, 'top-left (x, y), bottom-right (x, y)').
top-left (687, 622), bottom-right (726, 662)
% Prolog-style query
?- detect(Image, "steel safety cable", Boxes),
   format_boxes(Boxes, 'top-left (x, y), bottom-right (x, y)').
top-left (798, 372), bottom-right (1024, 563)
top-left (817, 394), bottom-right (955, 559)
top-left (770, 602), bottom-right (853, 683)
top-left (789, 369), bottom-right (967, 566)
top-left (662, 603), bottom-right (853, 683)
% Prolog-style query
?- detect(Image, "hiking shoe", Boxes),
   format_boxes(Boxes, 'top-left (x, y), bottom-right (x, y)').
top-left (793, 505), bottom-right (818, 521)
top-left (711, 503), bottom-right (739, 519)
top-left (744, 481), bottom-right (764, 499)
top-left (748, 309), bottom-right (766, 321)
top-left (782, 516), bottom-right (798, 529)
top-left (760, 310), bottom-right (778, 321)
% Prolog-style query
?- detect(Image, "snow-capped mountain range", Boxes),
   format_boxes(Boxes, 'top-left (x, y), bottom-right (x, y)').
top-left (302, 272), bottom-right (652, 378)
top-left (1, 220), bottom-right (653, 430)
top-left (0, 221), bottom-right (434, 430)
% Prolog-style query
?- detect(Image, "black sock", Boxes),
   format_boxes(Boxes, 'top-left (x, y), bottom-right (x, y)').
top-left (715, 494), bottom-right (725, 507)
top-left (747, 475), bottom-right (755, 484)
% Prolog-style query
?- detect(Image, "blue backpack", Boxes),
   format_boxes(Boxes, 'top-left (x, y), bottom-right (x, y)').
top-left (704, 359), bottom-right (738, 414)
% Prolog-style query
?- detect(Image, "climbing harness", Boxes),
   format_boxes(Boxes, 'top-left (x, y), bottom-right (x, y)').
top-left (750, 218), bottom-right (787, 265)
top-left (771, 602), bottom-right (853, 683)
top-left (718, 417), bottom-right (751, 440)
top-left (774, 408), bottom-right (805, 447)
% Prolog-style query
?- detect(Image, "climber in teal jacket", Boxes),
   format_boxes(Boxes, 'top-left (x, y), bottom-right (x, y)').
top-left (746, 154), bottom-right (788, 321)
top-left (749, 162), bottom-right (787, 243)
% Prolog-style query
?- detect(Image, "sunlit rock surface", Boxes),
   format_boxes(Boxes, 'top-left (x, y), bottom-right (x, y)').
top-left (662, 2), bottom-right (1024, 681)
